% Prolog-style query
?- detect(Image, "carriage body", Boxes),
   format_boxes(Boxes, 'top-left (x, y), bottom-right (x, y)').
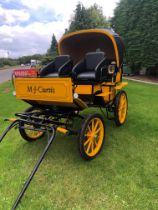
top-left (10, 29), bottom-right (128, 160)
top-left (14, 29), bottom-right (127, 111)
top-left (0, 29), bottom-right (129, 209)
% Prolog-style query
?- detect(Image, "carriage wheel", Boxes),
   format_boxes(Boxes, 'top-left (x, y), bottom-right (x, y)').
top-left (79, 113), bottom-right (105, 160)
top-left (114, 90), bottom-right (128, 126)
top-left (19, 107), bottom-right (45, 142)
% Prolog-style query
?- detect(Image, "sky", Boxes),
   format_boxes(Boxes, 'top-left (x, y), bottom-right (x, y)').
top-left (0, 0), bottom-right (119, 58)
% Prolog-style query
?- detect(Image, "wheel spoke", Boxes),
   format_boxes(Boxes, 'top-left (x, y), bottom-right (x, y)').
top-left (82, 115), bottom-right (105, 158)
top-left (119, 100), bottom-right (126, 111)
top-left (31, 131), bottom-right (35, 137)
top-left (26, 125), bottom-right (42, 139)
top-left (86, 141), bottom-right (92, 154)
top-left (94, 120), bottom-right (99, 131)
top-left (94, 139), bottom-right (98, 146)
top-left (120, 95), bottom-right (125, 107)
top-left (85, 133), bottom-right (91, 137)
top-left (95, 127), bottom-right (101, 134)
top-left (88, 125), bottom-right (92, 132)
top-left (84, 137), bottom-right (92, 146)
top-left (118, 95), bottom-right (127, 121)
top-left (122, 101), bottom-right (126, 107)
top-left (91, 140), bottom-right (94, 152)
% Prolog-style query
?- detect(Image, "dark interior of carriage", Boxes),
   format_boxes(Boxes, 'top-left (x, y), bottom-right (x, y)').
top-left (40, 32), bottom-right (117, 83)
top-left (59, 32), bottom-right (116, 64)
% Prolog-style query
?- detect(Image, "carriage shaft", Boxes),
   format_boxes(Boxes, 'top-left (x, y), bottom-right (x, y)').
top-left (12, 128), bottom-right (55, 210)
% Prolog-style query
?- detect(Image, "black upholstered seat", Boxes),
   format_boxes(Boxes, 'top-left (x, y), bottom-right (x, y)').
top-left (40, 55), bottom-right (73, 77)
top-left (72, 52), bottom-right (107, 83)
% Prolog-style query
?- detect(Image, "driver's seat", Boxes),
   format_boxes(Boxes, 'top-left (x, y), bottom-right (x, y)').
top-left (72, 52), bottom-right (107, 83)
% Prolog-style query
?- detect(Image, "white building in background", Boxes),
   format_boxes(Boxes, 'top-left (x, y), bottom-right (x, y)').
top-left (0, 50), bottom-right (9, 58)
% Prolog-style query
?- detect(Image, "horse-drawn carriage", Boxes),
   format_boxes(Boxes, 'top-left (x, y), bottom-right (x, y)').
top-left (0, 29), bottom-right (128, 209)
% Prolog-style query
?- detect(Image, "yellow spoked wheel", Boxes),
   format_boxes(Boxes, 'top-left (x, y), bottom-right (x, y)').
top-left (114, 90), bottom-right (128, 126)
top-left (19, 107), bottom-right (44, 142)
top-left (79, 113), bottom-right (105, 160)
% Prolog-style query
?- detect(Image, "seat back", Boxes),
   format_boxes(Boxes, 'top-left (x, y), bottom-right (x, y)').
top-left (40, 55), bottom-right (71, 77)
top-left (54, 55), bottom-right (71, 70)
top-left (71, 51), bottom-right (106, 83)
top-left (85, 52), bottom-right (105, 71)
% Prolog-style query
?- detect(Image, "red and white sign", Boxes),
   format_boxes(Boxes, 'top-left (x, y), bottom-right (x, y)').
top-left (13, 68), bottom-right (38, 77)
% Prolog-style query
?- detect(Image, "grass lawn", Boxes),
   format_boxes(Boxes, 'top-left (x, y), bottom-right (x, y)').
top-left (0, 81), bottom-right (157, 210)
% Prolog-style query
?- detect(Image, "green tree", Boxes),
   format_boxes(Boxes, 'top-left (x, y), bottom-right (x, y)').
top-left (43, 34), bottom-right (58, 65)
top-left (0, 58), bottom-right (18, 67)
top-left (86, 4), bottom-right (110, 29)
top-left (66, 2), bottom-right (109, 33)
top-left (112, 0), bottom-right (158, 75)
top-left (47, 34), bottom-right (58, 56)
top-left (67, 3), bottom-right (87, 32)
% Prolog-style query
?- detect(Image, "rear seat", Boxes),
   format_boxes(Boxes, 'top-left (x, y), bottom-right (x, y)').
top-left (40, 55), bottom-right (73, 77)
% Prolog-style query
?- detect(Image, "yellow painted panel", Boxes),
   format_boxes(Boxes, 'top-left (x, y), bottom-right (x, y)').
top-left (101, 86), bottom-right (110, 102)
top-left (109, 86), bottom-right (116, 101)
top-left (96, 86), bottom-right (116, 102)
top-left (75, 85), bottom-right (92, 94)
top-left (94, 85), bottom-right (101, 93)
top-left (15, 78), bottom-right (73, 103)
top-left (115, 68), bottom-right (122, 83)
top-left (115, 82), bottom-right (128, 90)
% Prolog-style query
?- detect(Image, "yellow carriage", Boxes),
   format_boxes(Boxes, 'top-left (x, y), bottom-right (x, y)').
top-left (0, 29), bottom-right (128, 209)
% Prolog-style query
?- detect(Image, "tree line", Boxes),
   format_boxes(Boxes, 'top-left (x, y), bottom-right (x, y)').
top-left (0, 35), bottom-right (58, 68)
top-left (112, 0), bottom-right (158, 75)
top-left (0, 54), bottom-right (43, 68)
top-left (1, 1), bottom-right (157, 75)
top-left (49, 1), bottom-right (158, 75)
